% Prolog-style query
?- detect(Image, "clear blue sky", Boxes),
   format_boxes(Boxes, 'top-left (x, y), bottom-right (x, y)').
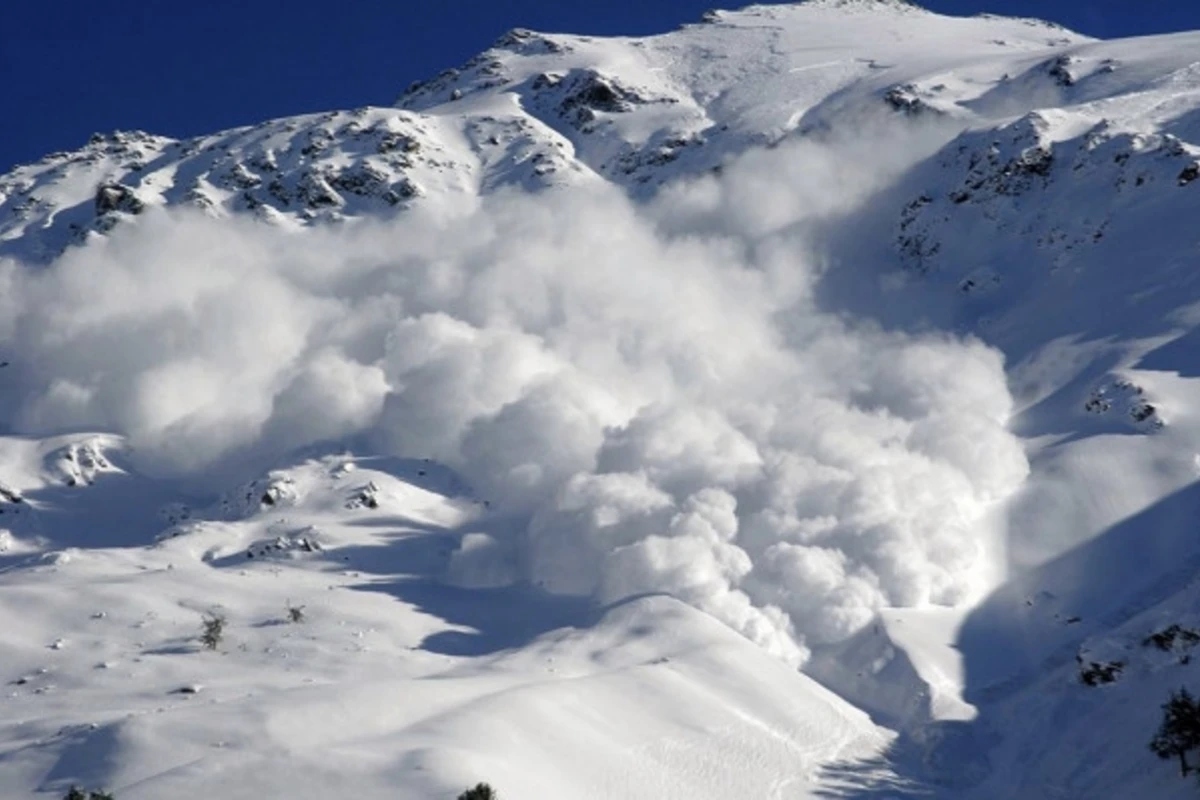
top-left (4, 1), bottom-right (1199, 173)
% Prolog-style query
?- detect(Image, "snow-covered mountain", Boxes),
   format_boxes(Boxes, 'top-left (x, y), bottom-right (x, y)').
top-left (0, 0), bottom-right (1088, 263)
top-left (5, 1), bottom-right (1200, 797)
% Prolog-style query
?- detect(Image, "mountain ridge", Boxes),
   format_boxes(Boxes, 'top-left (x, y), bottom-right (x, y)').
top-left (1, 0), bottom-right (1090, 264)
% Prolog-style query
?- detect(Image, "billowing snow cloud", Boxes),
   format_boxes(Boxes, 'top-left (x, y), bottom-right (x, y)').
top-left (0, 130), bottom-right (1028, 665)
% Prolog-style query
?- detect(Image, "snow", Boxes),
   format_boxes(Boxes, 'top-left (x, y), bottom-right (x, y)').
top-left (5, 0), bottom-right (1200, 796)
top-left (0, 451), bottom-right (886, 798)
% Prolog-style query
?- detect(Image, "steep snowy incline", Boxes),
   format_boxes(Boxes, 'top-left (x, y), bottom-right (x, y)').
top-left (830, 24), bottom-right (1200, 646)
top-left (801, 21), bottom-right (1200, 799)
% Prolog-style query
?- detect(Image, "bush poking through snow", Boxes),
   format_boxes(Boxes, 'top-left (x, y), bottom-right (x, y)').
top-left (63, 788), bottom-right (114, 800)
top-left (1144, 624), bottom-right (1200, 655)
top-left (1078, 659), bottom-right (1123, 686)
top-left (286, 602), bottom-right (306, 623)
top-left (200, 611), bottom-right (226, 651)
top-left (457, 783), bottom-right (498, 800)
top-left (1149, 687), bottom-right (1200, 777)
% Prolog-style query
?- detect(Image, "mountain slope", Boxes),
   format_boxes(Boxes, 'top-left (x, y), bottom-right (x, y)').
top-left (0, 449), bottom-right (887, 799)
top-left (1, 1), bottom-right (1088, 263)
top-left (5, 2), bottom-right (1200, 798)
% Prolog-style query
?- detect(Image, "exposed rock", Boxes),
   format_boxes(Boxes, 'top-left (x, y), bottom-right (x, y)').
top-left (883, 83), bottom-right (944, 117)
top-left (610, 134), bottom-right (705, 182)
top-left (1144, 624), bottom-right (1200, 662)
top-left (1045, 54), bottom-right (1079, 87)
top-left (295, 170), bottom-right (342, 208)
top-left (532, 69), bottom-right (672, 130)
top-left (0, 483), bottom-right (23, 505)
top-left (224, 474), bottom-right (299, 517)
top-left (245, 528), bottom-right (324, 559)
top-left (1084, 379), bottom-right (1163, 430)
top-left (493, 28), bottom-right (570, 56)
top-left (221, 163), bottom-right (262, 190)
top-left (1178, 162), bottom-right (1200, 186)
top-left (329, 163), bottom-right (391, 198)
top-left (346, 482), bottom-right (381, 510)
top-left (48, 439), bottom-right (115, 487)
top-left (1077, 656), bottom-right (1123, 686)
top-left (94, 183), bottom-right (144, 215)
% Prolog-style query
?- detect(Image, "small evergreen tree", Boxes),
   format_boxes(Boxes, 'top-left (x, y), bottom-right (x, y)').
top-left (1150, 687), bottom-right (1200, 776)
top-left (457, 783), bottom-right (497, 800)
top-left (200, 611), bottom-right (226, 651)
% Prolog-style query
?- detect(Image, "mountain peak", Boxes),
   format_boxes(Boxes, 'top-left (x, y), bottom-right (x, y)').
top-left (797, 0), bottom-right (927, 11)
top-left (700, 0), bottom-right (927, 25)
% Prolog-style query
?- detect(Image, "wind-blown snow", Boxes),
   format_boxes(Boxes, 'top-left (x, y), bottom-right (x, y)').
top-left (0, 125), bottom-right (1028, 665)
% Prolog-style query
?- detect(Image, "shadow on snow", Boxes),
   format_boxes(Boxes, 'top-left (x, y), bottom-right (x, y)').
top-left (814, 479), bottom-right (1200, 797)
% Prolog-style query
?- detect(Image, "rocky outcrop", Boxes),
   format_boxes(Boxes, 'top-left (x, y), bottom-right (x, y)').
top-left (94, 183), bottom-right (144, 215)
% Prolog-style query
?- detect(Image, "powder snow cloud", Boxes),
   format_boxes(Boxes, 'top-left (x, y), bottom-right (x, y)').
top-left (0, 128), bottom-right (1028, 664)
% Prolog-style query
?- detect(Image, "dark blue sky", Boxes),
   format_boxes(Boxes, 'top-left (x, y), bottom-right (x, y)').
top-left (4, 1), bottom-right (1199, 174)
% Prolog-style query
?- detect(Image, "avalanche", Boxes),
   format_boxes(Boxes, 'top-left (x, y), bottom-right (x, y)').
top-left (4, 1), bottom-right (1200, 798)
